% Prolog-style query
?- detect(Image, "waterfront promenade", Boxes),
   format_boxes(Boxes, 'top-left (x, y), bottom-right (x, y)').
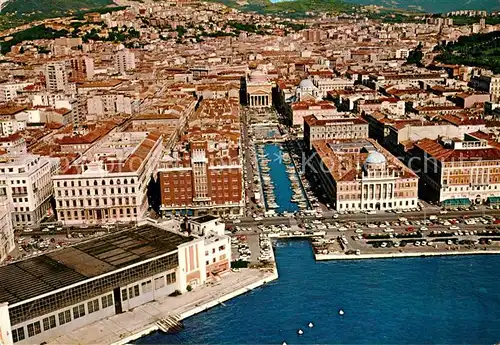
top-left (47, 268), bottom-right (278, 345)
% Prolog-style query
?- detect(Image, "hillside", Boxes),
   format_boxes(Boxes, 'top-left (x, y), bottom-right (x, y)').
top-left (0, 0), bottom-right (117, 30)
top-left (434, 31), bottom-right (500, 73)
top-left (210, 0), bottom-right (348, 17)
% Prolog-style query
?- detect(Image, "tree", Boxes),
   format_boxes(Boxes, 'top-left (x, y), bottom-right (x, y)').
top-left (406, 42), bottom-right (424, 67)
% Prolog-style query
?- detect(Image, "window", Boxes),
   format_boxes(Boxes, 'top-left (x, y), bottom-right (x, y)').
top-left (88, 299), bottom-right (100, 314)
top-left (166, 272), bottom-right (176, 285)
top-left (58, 309), bottom-right (72, 325)
top-left (154, 276), bottom-right (165, 290)
top-left (122, 289), bottom-right (128, 301)
top-left (141, 280), bottom-right (152, 294)
top-left (101, 294), bottom-right (113, 308)
top-left (27, 321), bottom-right (41, 337)
top-left (43, 315), bottom-right (56, 331)
top-left (73, 304), bottom-right (86, 319)
top-left (12, 327), bottom-right (25, 343)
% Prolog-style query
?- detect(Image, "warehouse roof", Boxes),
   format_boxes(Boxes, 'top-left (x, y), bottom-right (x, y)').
top-left (0, 224), bottom-right (192, 305)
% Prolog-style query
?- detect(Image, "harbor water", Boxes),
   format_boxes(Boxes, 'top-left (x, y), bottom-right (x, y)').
top-left (257, 143), bottom-right (310, 214)
top-left (136, 240), bottom-right (500, 344)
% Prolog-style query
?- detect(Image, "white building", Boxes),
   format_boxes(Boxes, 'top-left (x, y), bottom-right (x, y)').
top-left (44, 61), bottom-right (68, 92)
top-left (0, 119), bottom-right (26, 137)
top-left (0, 155), bottom-right (59, 229)
top-left (0, 82), bottom-right (34, 103)
top-left (295, 79), bottom-right (321, 101)
top-left (32, 92), bottom-right (67, 107)
top-left (0, 197), bottom-right (14, 263)
top-left (52, 132), bottom-right (163, 225)
top-left (311, 139), bottom-right (419, 211)
top-left (187, 215), bottom-right (231, 280)
top-left (114, 49), bottom-right (136, 74)
top-left (0, 223), bottom-right (218, 345)
top-left (312, 78), bottom-right (354, 97)
top-left (86, 93), bottom-right (136, 119)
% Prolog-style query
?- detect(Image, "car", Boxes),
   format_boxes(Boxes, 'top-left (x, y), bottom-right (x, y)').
top-left (23, 228), bottom-right (33, 232)
top-left (338, 227), bottom-right (348, 231)
top-left (420, 226), bottom-right (428, 231)
top-left (355, 229), bottom-right (364, 233)
top-left (332, 214), bottom-right (339, 219)
top-left (366, 210), bottom-right (377, 215)
top-left (254, 217), bottom-right (263, 221)
top-left (449, 225), bottom-right (460, 230)
top-left (378, 224), bottom-right (387, 228)
top-left (440, 210), bottom-right (448, 214)
top-left (380, 242), bottom-right (387, 248)
top-left (383, 228), bottom-right (394, 233)
top-left (367, 224), bottom-right (378, 228)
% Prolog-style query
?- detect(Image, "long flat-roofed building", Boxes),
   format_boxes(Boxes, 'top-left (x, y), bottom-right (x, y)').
top-left (412, 132), bottom-right (500, 206)
top-left (310, 138), bottom-right (418, 211)
top-left (303, 114), bottom-right (369, 150)
top-left (0, 223), bottom-right (216, 345)
top-left (52, 132), bottom-right (163, 225)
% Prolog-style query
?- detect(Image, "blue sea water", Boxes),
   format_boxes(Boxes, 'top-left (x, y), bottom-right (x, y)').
top-left (136, 240), bottom-right (500, 345)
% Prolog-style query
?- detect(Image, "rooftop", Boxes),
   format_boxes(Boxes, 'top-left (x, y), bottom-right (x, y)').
top-left (0, 224), bottom-right (193, 305)
top-left (192, 215), bottom-right (218, 224)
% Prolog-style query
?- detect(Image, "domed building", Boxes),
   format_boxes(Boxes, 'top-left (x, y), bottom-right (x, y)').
top-left (295, 78), bottom-right (320, 101)
top-left (309, 138), bottom-right (419, 212)
top-left (246, 70), bottom-right (273, 108)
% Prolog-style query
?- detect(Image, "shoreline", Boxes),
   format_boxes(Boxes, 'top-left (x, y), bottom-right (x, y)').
top-left (112, 268), bottom-right (279, 345)
top-left (315, 249), bottom-right (500, 261)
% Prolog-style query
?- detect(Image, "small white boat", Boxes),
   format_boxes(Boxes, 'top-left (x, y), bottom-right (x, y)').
top-left (297, 329), bottom-right (304, 335)
top-left (339, 309), bottom-right (345, 315)
top-left (308, 322), bottom-right (314, 328)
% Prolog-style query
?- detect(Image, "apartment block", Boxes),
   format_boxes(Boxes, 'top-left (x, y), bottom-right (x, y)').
top-left (53, 132), bottom-right (163, 225)
top-left (0, 155), bottom-right (59, 229)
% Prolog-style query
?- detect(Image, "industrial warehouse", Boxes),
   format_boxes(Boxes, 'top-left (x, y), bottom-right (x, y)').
top-left (0, 222), bottom-right (220, 345)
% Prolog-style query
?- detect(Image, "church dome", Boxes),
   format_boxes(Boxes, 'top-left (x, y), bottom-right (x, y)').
top-left (365, 151), bottom-right (386, 165)
top-left (298, 79), bottom-right (315, 89)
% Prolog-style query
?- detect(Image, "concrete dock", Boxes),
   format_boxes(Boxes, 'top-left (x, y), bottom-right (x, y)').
top-left (47, 268), bottom-right (278, 345)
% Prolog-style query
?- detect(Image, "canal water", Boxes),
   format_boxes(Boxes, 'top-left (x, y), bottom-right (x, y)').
top-left (136, 240), bottom-right (500, 344)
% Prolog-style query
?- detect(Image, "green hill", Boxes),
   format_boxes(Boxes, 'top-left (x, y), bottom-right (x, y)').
top-left (3, 0), bottom-right (114, 14)
top-left (211, 0), bottom-right (348, 17)
top-left (0, 0), bottom-right (117, 30)
top-left (434, 31), bottom-right (500, 73)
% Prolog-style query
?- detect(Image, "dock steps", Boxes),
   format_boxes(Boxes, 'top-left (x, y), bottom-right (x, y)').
top-left (156, 314), bottom-right (184, 334)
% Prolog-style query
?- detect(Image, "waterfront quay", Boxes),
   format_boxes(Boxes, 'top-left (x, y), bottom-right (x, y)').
top-left (48, 268), bottom-right (278, 345)
top-left (229, 209), bottom-right (500, 261)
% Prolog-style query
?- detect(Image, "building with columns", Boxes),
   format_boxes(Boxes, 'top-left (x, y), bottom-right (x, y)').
top-left (246, 70), bottom-right (273, 108)
top-left (310, 138), bottom-right (419, 211)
